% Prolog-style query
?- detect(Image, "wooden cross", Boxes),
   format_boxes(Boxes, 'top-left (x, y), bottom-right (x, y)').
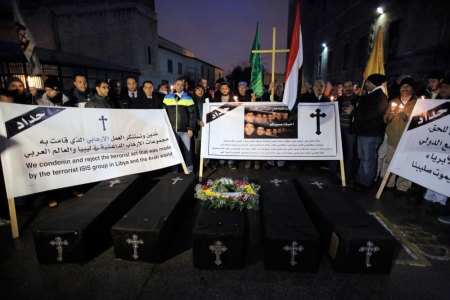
top-left (251, 27), bottom-right (289, 101)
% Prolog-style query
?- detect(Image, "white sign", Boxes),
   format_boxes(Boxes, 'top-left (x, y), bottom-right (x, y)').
top-left (388, 99), bottom-right (449, 197)
top-left (200, 102), bottom-right (343, 160)
top-left (0, 103), bottom-right (184, 198)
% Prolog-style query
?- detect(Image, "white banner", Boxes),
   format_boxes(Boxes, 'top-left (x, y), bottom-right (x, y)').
top-left (200, 102), bottom-right (343, 160)
top-left (0, 103), bottom-right (184, 198)
top-left (388, 99), bottom-right (449, 197)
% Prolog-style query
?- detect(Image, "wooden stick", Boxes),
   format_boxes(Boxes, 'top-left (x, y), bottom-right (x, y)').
top-left (339, 160), bottom-right (346, 187)
top-left (376, 171), bottom-right (391, 199)
top-left (181, 162), bottom-right (189, 175)
top-left (7, 198), bottom-right (19, 238)
top-left (199, 157), bottom-right (204, 183)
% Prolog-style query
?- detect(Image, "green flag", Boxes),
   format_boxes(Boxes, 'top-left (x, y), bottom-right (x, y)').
top-left (250, 23), bottom-right (264, 97)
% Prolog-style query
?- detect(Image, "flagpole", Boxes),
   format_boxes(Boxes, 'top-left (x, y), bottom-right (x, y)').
top-left (271, 27), bottom-right (276, 101)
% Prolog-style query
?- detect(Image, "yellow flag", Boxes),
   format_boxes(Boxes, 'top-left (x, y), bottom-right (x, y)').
top-left (361, 26), bottom-right (388, 96)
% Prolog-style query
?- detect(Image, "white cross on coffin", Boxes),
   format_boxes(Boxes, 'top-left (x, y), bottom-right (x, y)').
top-left (171, 177), bottom-right (183, 185)
top-left (310, 181), bottom-right (324, 189)
top-left (270, 179), bottom-right (284, 186)
top-left (109, 179), bottom-right (121, 188)
top-left (49, 236), bottom-right (69, 262)
top-left (126, 234), bottom-right (144, 260)
top-left (209, 240), bottom-right (227, 266)
top-left (359, 241), bottom-right (379, 268)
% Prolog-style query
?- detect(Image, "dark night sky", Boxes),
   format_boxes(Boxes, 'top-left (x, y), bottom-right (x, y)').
top-left (155, 0), bottom-right (290, 75)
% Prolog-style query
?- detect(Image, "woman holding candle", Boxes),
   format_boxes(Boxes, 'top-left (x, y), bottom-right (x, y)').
top-left (383, 77), bottom-right (417, 194)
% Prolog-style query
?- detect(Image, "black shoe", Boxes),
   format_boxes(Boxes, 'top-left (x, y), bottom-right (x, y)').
top-left (263, 163), bottom-right (274, 169)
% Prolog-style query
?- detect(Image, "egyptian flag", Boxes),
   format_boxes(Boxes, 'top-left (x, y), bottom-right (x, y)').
top-left (12, 0), bottom-right (41, 76)
top-left (282, 1), bottom-right (302, 110)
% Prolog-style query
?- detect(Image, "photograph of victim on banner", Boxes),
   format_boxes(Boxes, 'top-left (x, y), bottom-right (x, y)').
top-left (0, 103), bottom-right (185, 198)
top-left (201, 102), bottom-right (343, 161)
top-left (381, 99), bottom-right (449, 197)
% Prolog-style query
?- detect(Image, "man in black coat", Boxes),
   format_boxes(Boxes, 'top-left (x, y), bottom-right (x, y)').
top-left (120, 76), bottom-right (146, 108)
top-left (299, 80), bottom-right (330, 103)
top-left (350, 73), bottom-right (388, 190)
top-left (131, 80), bottom-right (163, 109)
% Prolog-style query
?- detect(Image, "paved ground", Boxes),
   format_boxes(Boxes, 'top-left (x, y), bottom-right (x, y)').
top-left (1, 163), bottom-right (450, 300)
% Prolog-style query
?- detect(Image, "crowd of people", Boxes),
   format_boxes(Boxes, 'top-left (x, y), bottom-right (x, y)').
top-left (0, 69), bottom-right (449, 225)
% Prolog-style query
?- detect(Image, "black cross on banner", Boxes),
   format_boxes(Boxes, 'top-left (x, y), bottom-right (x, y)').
top-left (206, 103), bottom-right (242, 123)
top-left (99, 116), bottom-right (108, 131)
top-left (310, 109), bottom-right (327, 135)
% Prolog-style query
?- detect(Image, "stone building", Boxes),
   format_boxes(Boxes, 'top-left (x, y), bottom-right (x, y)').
top-left (0, 0), bottom-right (221, 90)
top-left (289, 0), bottom-right (450, 85)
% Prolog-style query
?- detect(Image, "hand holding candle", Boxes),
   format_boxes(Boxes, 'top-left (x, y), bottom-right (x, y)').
top-left (390, 102), bottom-right (398, 111)
top-left (399, 103), bottom-right (404, 111)
top-left (233, 95), bottom-right (238, 102)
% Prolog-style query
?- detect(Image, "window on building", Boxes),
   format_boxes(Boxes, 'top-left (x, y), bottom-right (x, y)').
top-left (207, 69), bottom-right (210, 79)
top-left (388, 19), bottom-right (401, 59)
top-left (327, 50), bottom-right (333, 75)
top-left (318, 55), bottom-right (322, 76)
top-left (201, 66), bottom-right (205, 77)
top-left (342, 43), bottom-right (349, 71)
top-left (357, 36), bottom-right (368, 69)
top-left (168, 59), bottom-right (173, 73)
top-left (178, 63), bottom-right (182, 75)
top-left (146, 47), bottom-right (151, 64)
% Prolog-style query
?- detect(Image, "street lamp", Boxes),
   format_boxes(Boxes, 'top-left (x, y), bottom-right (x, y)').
top-left (377, 6), bottom-right (384, 15)
top-left (322, 43), bottom-right (327, 48)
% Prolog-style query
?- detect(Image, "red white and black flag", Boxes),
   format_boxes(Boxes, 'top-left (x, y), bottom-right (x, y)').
top-left (282, 1), bottom-right (302, 110)
top-left (11, 0), bottom-right (41, 76)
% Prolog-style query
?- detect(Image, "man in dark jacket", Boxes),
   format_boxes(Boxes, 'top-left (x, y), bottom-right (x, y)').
top-left (163, 78), bottom-right (197, 173)
top-left (6, 77), bottom-right (32, 104)
top-left (131, 81), bottom-right (162, 109)
top-left (85, 80), bottom-right (111, 108)
top-left (67, 74), bottom-right (93, 107)
top-left (350, 73), bottom-right (388, 190)
top-left (108, 79), bottom-right (122, 108)
top-left (299, 80), bottom-right (330, 102)
top-left (120, 76), bottom-right (146, 109)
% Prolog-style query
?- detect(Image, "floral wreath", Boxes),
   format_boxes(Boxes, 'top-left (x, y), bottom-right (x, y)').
top-left (194, 177), bottom-right (260, 211)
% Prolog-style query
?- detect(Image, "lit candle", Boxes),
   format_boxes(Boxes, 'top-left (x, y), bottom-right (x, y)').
top-left (420, 95), bottom-right (425, 99)
top-left (27, 76), bottom-right (33, 88)
top-left (399, 104), bottom-right (404, 111)
top-left (330, 96), bottom-right (335, 101)
top-left (170, 85), bottom-right (174, 91)
top-left (390, 102), bottom-right (398, 111)
top-left (233, 95), bottom-right (238, 102)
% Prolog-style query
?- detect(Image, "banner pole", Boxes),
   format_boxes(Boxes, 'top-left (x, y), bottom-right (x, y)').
top-left (199, 157), bottom-right (204, 183)
top-left (339, 160), bottom-right (346, 187)
top-left (7, 197), bottom-right (19, 238)
top-left (376, 171), bottom-right (390, 199)
top-left (181, 162), bottom-right (189, 175)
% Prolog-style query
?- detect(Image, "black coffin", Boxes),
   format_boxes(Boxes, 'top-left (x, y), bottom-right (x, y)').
top-left (261, 177), bottom-right (321, 272)
top-left (193, 206), bottom-right (245, 269)
top-left (295, 176), bottom-right (397, 274)
top-left (111, 173), bottom-right (195, 262)
top-left (34, 175), bottom-right (149, 264)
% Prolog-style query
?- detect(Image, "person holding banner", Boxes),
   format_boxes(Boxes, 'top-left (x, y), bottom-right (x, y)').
top-left (162, 78), bottom-right (197, 173)
top-left (67, 74), bottom-right (93, 108)
top-left (382, 77), bottom-right (417, 194)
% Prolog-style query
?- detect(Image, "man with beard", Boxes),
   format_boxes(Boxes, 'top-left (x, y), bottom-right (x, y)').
top-left (6, 77), bottom-right (32, 104)
top-left (85, 80), bottom-right (111, 108)
top-left (349, 73), bottom-right (388, 190)
top-left (382, 77), bottom-right (417, 193)
top-left (300, 80), bottom-right (330, 102)
top-left (67, 74), bottom-right (93, 108)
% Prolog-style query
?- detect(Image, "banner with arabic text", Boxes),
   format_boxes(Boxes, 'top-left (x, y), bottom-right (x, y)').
top-left (201, 102), bottom-right (343, 160)
top-left (0, 103), bottom-right (184, 198)
top-left (388, 99), bottom-right (449, 196)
